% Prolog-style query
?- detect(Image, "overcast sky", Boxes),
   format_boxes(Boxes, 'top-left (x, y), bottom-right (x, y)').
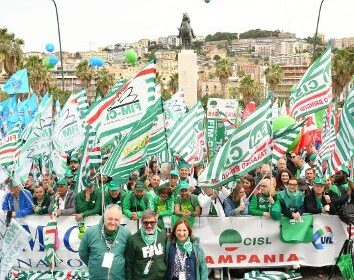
top-left (0, 0), bottom-right (353, 53)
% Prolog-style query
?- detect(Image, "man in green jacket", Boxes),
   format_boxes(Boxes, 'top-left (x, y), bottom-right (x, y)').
top-left (104, 181), bottom-right (126, 207)
top-left (75, 182), bottom-right (102, 221)
top-left (125, 209), bottom-right (167, 280)
top-left (123, 182), bottom-right (153, 220)
top-left (79, 204), bottom-right (131, 280)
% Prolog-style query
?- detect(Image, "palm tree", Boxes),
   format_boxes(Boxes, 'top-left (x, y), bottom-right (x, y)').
top-left (0, 28), bottom-right (24, 75)
top-left (95, 68), bottom-right (114, 97)
top-left (24, 55), bottom-right (52, 96)
top-left (332, 48), bottom-right (354, 100)
top-left (167, 72), bottom-right (178, 94)
top-left (264, 64), bottom-right (284, 92)
top-left (215, 58), bottom-right (232, 98)
top-left (75, 60), bottom-right (94, 99)
top-left (239, 75), bottom-right (262, 104)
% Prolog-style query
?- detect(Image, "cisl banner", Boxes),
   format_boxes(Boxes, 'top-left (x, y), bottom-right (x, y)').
top-left (6, 215), bottom-right (347, 271)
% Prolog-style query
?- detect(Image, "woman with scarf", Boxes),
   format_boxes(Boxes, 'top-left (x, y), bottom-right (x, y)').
top-left (277, 177), bottom-right (305, 220)
top-left (153, 185), bottom-right (174, 230)
top-left (166, 219), bottom-right (208, 280)
top-left (248, 177), bottom-right (281, 220)
top-left (223, 184), bottom-right (249, 216)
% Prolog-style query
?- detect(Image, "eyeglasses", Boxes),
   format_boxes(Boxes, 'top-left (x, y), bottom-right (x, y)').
top-left (143, 221), bottom-right (157, 226)
top-left (289, 183), bottom-right (298, 186)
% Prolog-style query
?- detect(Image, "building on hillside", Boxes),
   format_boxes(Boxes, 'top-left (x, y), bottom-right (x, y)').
top-left (269, 53), bottom-right (311, 66)
top-left (235, 62), bottom-right (266, 84)
top-left (230, 39), bottom-right (253, 54)
top-left (155, 50), bottom-right (178, 89)
top-left (278, 32), bottom-right (296, 39)
top-left (273, 65), bottom-right (308, 100)
top-left (199, 78), bottom-right (221, 97)
top-left (342, 37), bottom-right (354, 48)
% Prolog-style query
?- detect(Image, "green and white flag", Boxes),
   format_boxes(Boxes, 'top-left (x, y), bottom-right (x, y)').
top-left (75, 89), bottom-right (89, 117)
top-left (25, 95), bottom-right (53, 156)
top-left (0, 124), bottom-right (21, 166)
top-left (85, 61), bottom-right (156, 147)
top-left (101, 99), bottom-right (163, 180)
top-left (290, 47), bottom-right (332, 119)
top-left (199, 98), bottom-right (272, 187)
top-left (163, 91), bottom-right (187, 131)
top-left (272, 119), bottom-right (307, 165)
top-left (52, 93), bottom-right (85, 153)
top-left (51, 149), bottom-right (68, 179)
top-left (168, 102), bottom-right (206, 165)
top-left (146, 97), bottom-right (167, 156)
top-left (327, 89), bottom-right (354, 175)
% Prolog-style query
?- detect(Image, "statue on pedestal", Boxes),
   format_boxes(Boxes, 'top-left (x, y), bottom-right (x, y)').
top-left (178, 13), bottom-right (196, 49)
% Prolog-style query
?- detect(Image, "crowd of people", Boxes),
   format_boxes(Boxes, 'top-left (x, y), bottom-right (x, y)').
top-left (0, 149), bottom-right (353, 279)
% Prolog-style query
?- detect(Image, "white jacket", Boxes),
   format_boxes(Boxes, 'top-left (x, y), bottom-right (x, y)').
top-left (198, 187), bottom-right (230, 217)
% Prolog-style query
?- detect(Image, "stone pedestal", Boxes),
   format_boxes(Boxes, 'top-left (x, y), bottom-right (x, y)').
top-left (178, 50), bottom-right (198, 108)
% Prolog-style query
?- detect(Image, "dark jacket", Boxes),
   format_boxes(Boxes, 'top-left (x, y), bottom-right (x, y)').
top-left (2, 189), bottom-right (33, 218)
top-left (125, 229), bottom-right (167, 280)
top-left (33, 193), bottom-right (51, 215)
top-left (49, 190), bottom-right (76, 215)
top-left (328, 184), bottom-right (350, 211)
top-left (165, 239), bottom-right (208, 280)
top-left (304, 189), bottom-right (337, 214)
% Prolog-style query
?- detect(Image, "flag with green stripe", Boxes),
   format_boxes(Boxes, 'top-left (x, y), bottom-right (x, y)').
top-left (0, 124), bottom-right (21, 166)
top-left (327, 89), bottom-right (354, 175)
top-left (101, 98), bottom-right (163, 180)
top-left (85, 61), bottom-right (157, 147)
top-left (44, 209), bottom-right (58, 271)
top-left (75, 89), bottom-right (89, 117)
top-left (146, 97), bottom-right (168, 156)
top-left (199, 98), bottom-right (272, 187)
top-left (290, 47), bottom-right (332, 119)
top-left (77, 125), bottom-right (98, 192)
top-left (168, 102), bottom-right (206, 165)
top-left (272, 119), bottom-right (307, 165)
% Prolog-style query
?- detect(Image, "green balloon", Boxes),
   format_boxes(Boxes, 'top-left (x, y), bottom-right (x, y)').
top-left (125, 49), bottom-right (138, 65)
top-left (272, 116), bottom-right (301, 152)
top-left (43, 57), bottom-right (55, 69)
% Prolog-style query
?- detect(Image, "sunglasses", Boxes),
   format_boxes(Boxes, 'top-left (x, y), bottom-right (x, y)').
top-left (143, 221), bottom-right (157, 226)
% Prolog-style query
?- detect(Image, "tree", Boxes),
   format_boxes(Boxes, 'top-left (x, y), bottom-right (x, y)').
top-left (239, 75), bottom-right (263, 104)
top-left (215, 58), bottom-right (232, 98)
top-left (75, 60), bottom-right (94, 99)
top-left (0, 28), bottom-right (24, 75)
top-left (332, 47), bottom-right (354, 98)
top-left (264, 64), bottom-right (284, 92)
top-left (50, 85), bottom-right (71, 106)
top-left (24, 55), bottom-right (51, 96)
top-left (167, 72), bottom-right (178, 94)
top-left (95, 67), bottom-right (114, 97)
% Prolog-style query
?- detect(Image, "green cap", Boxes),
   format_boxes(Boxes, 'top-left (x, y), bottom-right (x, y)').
top-left (341, 165), bottom-right (350, 176)
top-left (135, 181), bottom-right (146, 191)
top-left (314, 177), bottom-right (325, 185)
top-left (178, 181), bottom-right (189, 190)
top-left (57, 178), bottom-right (68, 186)
top-left (309, 154), bottom-right (317, 161)
top-left (178, 160), bottom-right (191, 170)
top-left (70, 156), bottom-right (79, 163)
top-left (65, 170), bottom-right (74, 178)
top-left (169, 169), bottom-right (179, 177)
top-left (108, 181), bottom-right (121, 191)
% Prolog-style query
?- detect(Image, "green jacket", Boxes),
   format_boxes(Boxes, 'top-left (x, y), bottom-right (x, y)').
top-left (104, 190), bottom-right (127, 207)
top-left (153, 196), bottom-right (174, 217)
top-left (79, 220), bottom-right (131, 280)
top-left (75, 189), bottom-right (102, 218)
top-left (248, 193), bottom-right (281, 220)
top-left (125, 229), bottom-right (167, 280)
top-left (122, 191), bottom-right (153, 219)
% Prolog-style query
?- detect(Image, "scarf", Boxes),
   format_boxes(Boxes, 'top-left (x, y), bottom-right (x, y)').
top-left (176, 237), bottom-right (193, 256)
top-left (315, 197), bottom-right (322, 210)
top-left (279, 188), bottom-right (304, 209)
top-left (102, 227), bottom-right (118, 250)
top-left (330, 183), bottom-right (349, 197)
top-left (140, 227), bottom-right (158, 246)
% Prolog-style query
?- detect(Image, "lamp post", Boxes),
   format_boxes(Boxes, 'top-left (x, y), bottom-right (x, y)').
top-left (50, 0), bottom-right (65, 93)
top-left (312, 0), bottom-right (325, 60)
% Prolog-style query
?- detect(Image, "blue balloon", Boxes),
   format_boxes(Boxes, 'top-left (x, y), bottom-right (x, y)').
top-left (96, 58), bottom-right (104, 67)
top-left (45, 43), bottom-right (55, 52)
top-left (49, 56), bottom-right (59, 65)
top-left (89, 56), bottom-right (104, 67)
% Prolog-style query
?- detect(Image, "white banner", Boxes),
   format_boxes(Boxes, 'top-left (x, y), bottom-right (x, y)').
top-left (5, 215), bottom-right (348, 271)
